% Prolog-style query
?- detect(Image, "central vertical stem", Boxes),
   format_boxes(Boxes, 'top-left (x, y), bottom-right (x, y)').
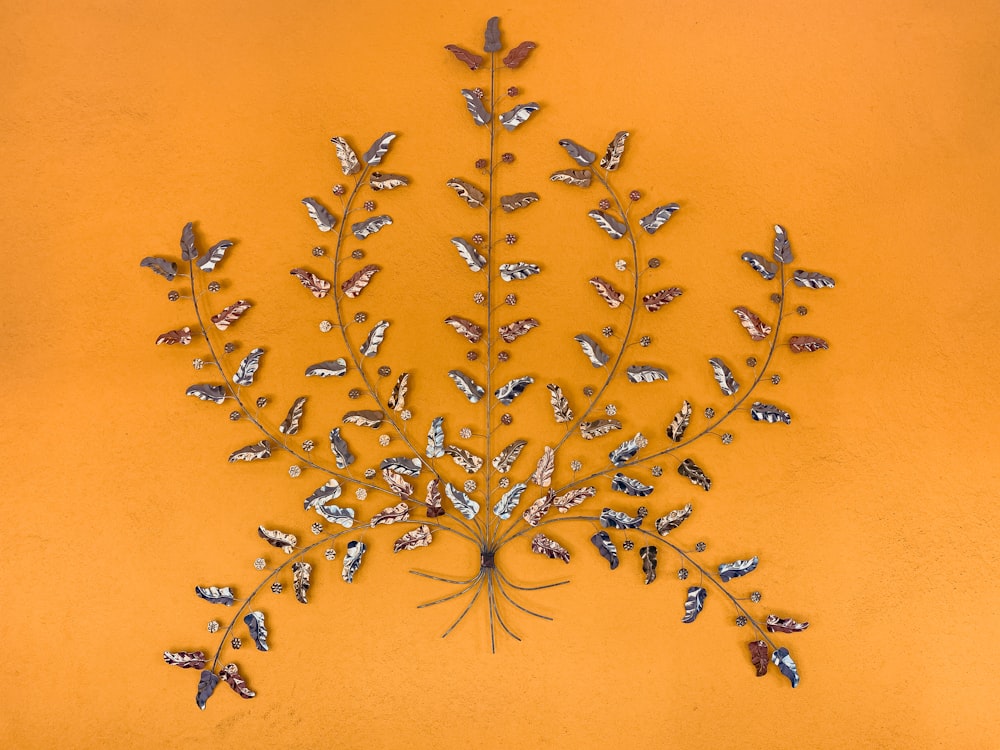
top-left (484, 52), bottom-right (497, 550)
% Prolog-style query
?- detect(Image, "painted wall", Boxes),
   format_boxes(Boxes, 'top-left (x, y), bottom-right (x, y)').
top-left (2, 1), bottom-right (998, 747)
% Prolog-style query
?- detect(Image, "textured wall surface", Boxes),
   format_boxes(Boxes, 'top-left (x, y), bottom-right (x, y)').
top-left (3, 1), bottom-right (999, 747)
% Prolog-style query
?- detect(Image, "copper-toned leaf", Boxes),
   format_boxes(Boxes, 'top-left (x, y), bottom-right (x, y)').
top-left (195, 586), bottom-right (236, 605)
top-left (279, 396), bottom-right (307, 435)
top-left (751, 401), bottom-right (791, 424)
top-left (196, 670), bottom-right (220, 710)
top-left (445, 44), bottom-right (483, 70)
top-left (446, 178), bottom-right (486, 208)
top-left (580, 419), bottom-right (622, 439)
top-left (498, 317), bottom-right (539, 343)
top-left (180, 222), bottom-right (198, 261)
top-left (483, 16), bottom-right (501, 52)
top-left (531, 446), bottom-right (555, 487)
top-left (387, 372), bottom-right (409, 412)
top-left (232, 347), bottom-right (264, 387)
top-left (163, 651), bottom-right (207, 669)
top-left (500, 192), bottom-right (540, 212)
top-left (369, 171), bottom-right (409, 191)
top-left (549, 169), bottom-right (592, 187)
top-left (341, 264), bottom-right (381, 298)
top-left (503, 41), bottom-right (536, 68)
top-left (733, 306), bottom-right (772, 341)
top-left (587, 210), bottom-right (627, 239)
top-left (666, 400), bottom-right (692, 442)
top-left (522, 489), bottom-right (555, 527)
top-left (655, 503), bottom-right (693, 535)
top-left (343, 409), bottom-right (385, 428)
top-left (301, 197), bottom-right (336, 232)
top-left (719, 556), bottom-right (759, 582)
top-left (772, 647), bottom-right (801, 688)
top-left (211, 299), bottom-right (252, 331)
top-left (574, 334), bottom-right (610, 367)
top-left (155, 327), bottom-right (192, 345)
top-left (589, 277), bottom-right (625, 308)
top-left (643, 287), bottom-right (684, 312)
top-left (531, 533), bottom-right (569, 563)
top-left (394, 524), bottom-right (433, 552)
top-left (342, 541), bottom-right (366, 583)
top-left (359, 320), bottom-right (390, 357)
top-left (590, 530), bottom-right (619, 570)
top-left (499, 103), bottom-right (539, 131)
top-left (552, 486), bottom-right (595, 513)
top-left (228, 440), bottom-right (270, 463)
top-left (610, 473), bottom-right (654, 497)
top-left (352, 215), bottom-right (393, 240)
top-left (708, 357), bottom-right (739, 396)
top-left (445, 316), bottom-right (484, 343)
top-left (461, 89), bottom-right (491, 126)
top-left (140, 256), bottom-right (177, 280)
top-left (558, 139), bottom-right (597, 166)
top-left (197, 239), bottom-right (234, 272)
top-left (639, 545), bottom-right (657, 585)
top-left (773, 224), bottom-right (793, 263)
top-left (682, 586), bottom-right (707, 623)
top-left (741, 252), bottom-right (778, 280)
top-left (362, 132), bottom-right (396, 167)
top-left (492, 439), bottom-right (527, 474)
top-left (678, 458), bottom-right (711, 491)
top-left (749, 640), bottom-right (770, 677)
top-left (219, 663), bottom-right (255, 699)
top-left (599, 131), bottom-right (629, 171)
top-left (257, 525), bottom-right (296, 553)
top-left (290, 268), bottom-right (332, 299)
top-left (292, 561), bottom-right (311, 603)
top-left (382, 468), bottom-right (414, 501)
top-left (370, 501), bottom-right (410, 527)
top-left (425, 478), bottom-right (444, 518)
top-left (547, 383), bottom-right (573, 423)
top-left (443, 445), bottom-right (484, 473)
top-left (638, 204), bottom-right (680, 234)
top-left (766, 615), bottom-right (809, 633)
top-left (789, 335), bottom-right (829, 353)
top-left (330, 136), bottom-right (361, 176)
top-left (793, 269), bottom-right (835, 288)
top-left (495, 375), bottom-right (533, 405)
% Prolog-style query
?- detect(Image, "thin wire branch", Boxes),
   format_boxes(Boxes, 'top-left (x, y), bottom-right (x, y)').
top-left (441, 577), bottom-right (485, 638)
top-left (416, 573), bottom-right (484, 608)
top-left (493, 574), bottom-right (554, 620)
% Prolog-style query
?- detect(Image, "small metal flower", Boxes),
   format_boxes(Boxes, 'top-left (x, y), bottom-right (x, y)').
top-left (570, 460), bottom-right (582, 472)
top-left (678, 568), bottom-right (689, 580)
top-left (473, 291), bottom-right (485, 304)
top-left (704, 407), bottom-right (715, 419)
top-left (505, 233), bottom-right (517, 245)
top-left (797, 305), bottom-right (808, 316)
top-left (192, 358), bottom-right (204, 370)
top-left (473, 87), bottom-right (484, 99)
top-left (378, 435), bottom-right (391, 447)
top-left (167, 290), bottom-right (180, 302)
top-left (459, 427), bottom-right (472, 439)
top-left (348, 388), bottom-right (361, 399)
top-left (324, 548), bottom-right (337, 561)
top-left (648, 257), bottom-right (661, 269)
top-left (583, 386), bottom-right (594, 397)
top-left (500, 413), bottom-right (512, 425)
top-left (507, 86), bottom-right (519, 96)
top-left (695, 541), bottom-right (707, 552)
top-left (224, 342), bottom-right (236, 354)
top-left (319, 320), bottom-right (333, 333)
top-left (302, 440), bottom-right (314, 452)
top-left (721, 433), bottom-right (733, 445)
top-left (207, 281), bottom-right (221, 292)
top-left (231, 638), bottom-right (242, 650)
top-left (629, 190), bottom-right (641, 201)
top-left (354, 312), bottom-right (368, 323)
top-left (464, 479), bottom-right (477, 493)
top-left (467, 351), bottom-right (478, 361)
top-left (498, 477), bottom-right (510, 488)
top-left (771, 374), bottom-right (781, 385)
top-left (312, 246), bottom-right (325, 257)
top-left (636, 506), bottom-right (648, 518)
top-left (475, 158), bottom-right (488, 169)
top-left (229, 411), bottom-right (241, 421)
top-left (253, 558), bottom-right (266, 571)
top-left (356, 487), bottom-right (367, 500)
top-left (750, 591), bottom-right (762, 603)
top-left (639, 335), bottom-right (651, 347)
top-left (351, 249), bottom-right (364, 260)
top-left (501, 152), bottom-right (515, 163)
top-left (746, 356), bottom-right (758, 367)
top-left (271, 582), bottom-right (283, 594)
top-left (400, 409), bottom-right (412, 421)
top-left (598, 199), bottom-right (610, 210)
top-left (256, 397), bottom-right (268, 409)
top-left (472, 233), bottom-right (484, 245)
top-left (332, 184), bottom-right (345, 196)
top-left (770, 293), bottom-right (782, 304)
top-left (497, 351), bottom-right (510, 362)
top-left (622, 539), bottom-right (635, 551)
top-left (377, 365), bottom-right (391, 377)
top-left (615, 259), bottom-right (627, 271)
top-left (601, 326), bottom-right (614, 337)
top-left (288, 465), bottom-right (301, 478)
top-left (505, 293), bottom-right (517, 306)
top-left (736, 615), bottom-right (748, 627)
top-left (207, 621), bottom-right (220, 633)
top-left (364, 468), bottom-right (376, 479)
top-left (604, 404), bottom-right (617, 416)
top-left (651, 465), bottom-right (662, 477)
top-left (635, 435), bottom-right (649, 449)
top-left (363, 200), bottom-right (376, 211)
top-left (311, 522), bottom-right (323, 535)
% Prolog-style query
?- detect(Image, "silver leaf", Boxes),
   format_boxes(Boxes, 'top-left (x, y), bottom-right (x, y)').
top-left (741, 252), bottom-right (778, 280)
top-left (750, 401), bottom-right (791, 424)
top-left (610, 472), bottom-right (654, 497)
top-left (186, 384), bottom-right (227, 404)
top-left (232, 348), bottom-right (264, 387)
top-left (301, 197), bottom-right (336, 232)
top-left (305, 358), bottom-right (347, 378)
top-left (352, 215), bottom-right (393, 240)
top-left (341, 540), bottom-right (366, 583)
top-left (499, 102), bottom-right (540, 131)
top-left (362, 132), bottom-right (396, 167)
top-left (196, 239), bottom-right (234, 272)
top-left (599, 507), bottom-right (644, 529)
top-left (328, 427), bottom-right (354, 469)
top-left (461, 89), bottom-right (490, 126)
top-left (609, 433), bottom-right (645, 466)
top-left (558, 139), bottom-right (597, 166)
top-left (426, 416), bottom-right (445, 459)
top-left (495, 375), bottom-right (534, 405)
top-left (718, 556), bottom-right (759, 582)
top-left (574, 334), bottom-right (610, 367)
top-left (587, 210), bottom-right (627, 240)
top-left (709, 357), bottom-right (740, 396)
top-left (499, 262), bottom-right (540, 281)
top-left (682, 586), bottom-right (707, 623)
top-left (493, 482), bottom-right (527, 519)
top-left (773, 224), bottom-right (793, 263)
top-left (379, 456), bottom-right (422, 476)
top-left (638, 203), bottom-right (680, 234)
top-left (451, 238), bottom-right (487, 272)
top-left (626, 365), bottom-right (668, 383)
top-left (359, 320), bottom-right (390, 358)
top-left (793, 269), bottom-right (836, 288)
top-left (445, 482), bottom-right (480, 519)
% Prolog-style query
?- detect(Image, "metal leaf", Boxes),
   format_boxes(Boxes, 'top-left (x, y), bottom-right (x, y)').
top-left (558, 139), bottom-right (597, 166)
top-left (498, 318), bottom-right (539, 343)
top-left (341, 541), bottom-right (366, 583)
top-left (156, 327), bottom-right (192, 345)
top-left (359, 320), bottom-right (390, 357)
top-left (196, 670), bottom-right (220, 710)
top-left (291, 561), bottom-right (311, 603)
top-left (522, 490), bottom-right (555, 526)
top-left (749, 640), bottom-right (770, 677)
top-left (301, 197), bottom-right (336, 232)
top-left (499, 262), bottom-right (541, 281)
top-left (609, 433), bottom-right (645, 466)
top-left (303, 479), bottom-right (342, 511)
top-left (451, 238), bottom-right (487, 271)
top-left (741, 252), bottom-right (777, 280)
top-left (655, 503), bottom-right (693, 535)
top-left (305, 358), bottom-right (347, 378)
top-left (789, 335), bottom-right (830, 353)
top-left (549, 169), bottom-right (592, 187)
top-left (492, 439), bottom-right (527, 474)
top-left (393, 525), bottom-right (433, 552)
top-left (426, 417), bottom-right (445, 459)
top-left (531, 446), bottom-right (555, 487)
top-left (589, 277), bottom-right (624, 308)
top-left (678, 458), bottom-right (711, 491)
top-left (343, 409), bottom-right (385, 428)
top-left (626, 365), bottom-right (669, 383)
top-left (379, 456), bottom-right (422, 476)
top-left (493, 482), bottom-right (527, 519)
top-left (197, 239), bottom-right (234, 272)
top-left (425, 479), bottom-right (444, 518)
top-left (733, 306), bottom-right (772, 341)
top-left (369, 171), bottom-right (408, 191)
top-left (341, 264), bottom-right (381, 298)
top-left (313, 504), bottom-right (355, 527)
top-left (370, 501), bottom-right (410, 527)
top-left (186, 384), bottom-right (227, 404)
top-left (767, 615), bottom-right (810, 634)
top-left (587, 210), bottom-right (627, 239)
top-left (279, 396), bottom-right (307, 435)
top-left (531, 533), bottom-right (569, 563)
top-left (382, 468), bottom-right (414, 500)
top-left (180, 222), bottom-right (198, 260)
top-left (483, 16), bottom-right (501, 52)
top-left (772, 647), bottom-right (800, 688)
top-left (445, 315), bottom-right (484, 343)
top-left (194, 586), bottom-right (236, 606)
top-left (163, 651), bottom-right (207, 669)
top-left (228, 440), bottom-right (270, 463)
top-left (640, 545), bottom-right (657, 585)
top-left (362, 132), bottom-right (396, 167)
top-left (600, 131), bottom-right (629, 171)
top-left (503, 41), bottom-right (536, 68)
top-left (682, 586), bottom-right (707, 623)
top-left (447, 370), bottom-right (485, 403)
top-left (387, 372), bottom-right (409, 412)
top-left (643, 287), bottom-right (683, 312)
top-left (330, 136), bottom-right (361, 175)
top-left (638, 203), bottom-right (681, 234)
top-left (580, 419), bottom-right (622, 439)
top-left (243, 611), bottom-right (268, 651)
top-left (328, 427), bottom-right (354, 468)
top-left (257, 525), bottom-right (296, 553)
top-left (232, 347), bottom-right (264, 386)
top-left (495, 375), bottom-right (534, 405)
top-left (210, 299), bottom-right (251, 331)
top-left (499, 103), bottom-right (540, 131)
top-left (599, 506), bottom-right (643, 529)
top-left (547, 383), bottom-right (573, 423)
top-left (446, 179), bottom-right (486, 208)
top-left (443, 445), bottom-right (484, 473)
top-left (445, 44), bottom-right (483, 70)
top-left (218, 663), bottom-right (255, 699)
top-left (500, 192), bottom-right (540, 212)
top-left (773, 224), bottom-right (793, 263)
top-left (610, 473), bottom-right (654, 497)
top-left (552, 486), bottom-right (595, 513)
top-left (708, 357), bottom-right (740, 396)
top-left (352, 215), bottom-right (393, 240)
top-left (445, 482), bottom-right (480, 519)
top-left (793, 269), bottom-right (835, 288)
top-left (461, 89), bottom-right (490, 126)
top-left (750, 401), bottom-right (792, 424)
top-left (574, 334), bottom-right (610, 367)
top-left (719, 556), bottom-right (759, 582)
top-left (666, 401), bottom-right (692, 442)
top-left (140, 256), bottom-right (177, 280)
top-left (590, 530), bottom-right (619, 570)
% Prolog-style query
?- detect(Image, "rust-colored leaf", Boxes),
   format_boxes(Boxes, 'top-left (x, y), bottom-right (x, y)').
top-left (766, 614), bottom-right (810, 633)
top-left (503, 41), bottom-right (537, 68)
top-left (163, 651), bottom-right (207, 669)
top-left (643, 288), bottom-right (683, 312)
top-left (589, 277), bottom-right (625, 308)
top-left (342, 409), bottom-right (385, 428)
top-left (789, 335), bottom-right (830, 353)
top-left (289, 268), bottom-right (332, 299)
top-left (522, 490), bottom-right (555, 527)
top-left (531, 446), bottom-right (555, 487)
top-left (369, 171), bottom-right (409, 191)
top-left (498, 317), bottom-right (539, 343)
top-left (599, 131), bottom-right (629, 171)
top-left (550, 169), bottom-right (592, 187)
top-left (425, 478), bottom-right (444, 518)
top-left (341, 264), bottom-right (381, 298)
top-left (155, 327), bottom-right (192, 345)
top-left (444, 44), bottom-right (483, 70)
top-left (383, 468), bottom-right (414, 500)
top-left (500, 192), bottom-right (540, 212)
top-left (531, 533), bottom-right (569, 563)
top-left (446, 178), bottom-right (486, 208)
top-left (394, 524), bottom-right (433, 552)
top-left (219, 663), bottom-right (255, 699)
top-left (387, 372), bottom-right (409, 411)
top-left (210, 299), bottom-right (252, 331)
top-left (665, 400), bottom-right (692, 442)
top-left (749, 640), bottom-right (769, 677)
top-left (552, 486), bottom-right (595, 513)
top-left (733, 306), bottom-right (772, 341)
top-left (444, 316), bottom-right (484, 343)
top-left (547, 383), bottom-right (573, 423)
top-left (370, 501), bottom-right (410, 527)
